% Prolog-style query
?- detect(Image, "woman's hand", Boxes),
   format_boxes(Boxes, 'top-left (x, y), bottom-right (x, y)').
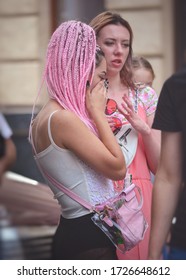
top-left (118, 95), bottom-right (151, 135)
top-left (86, 80), bottom-right (107, 119)
top-left (106, 117), bottom-right (117, 131)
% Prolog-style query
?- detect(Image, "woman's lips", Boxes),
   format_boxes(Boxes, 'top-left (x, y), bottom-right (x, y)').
top-left (111, 59), bottom-right (123, 67)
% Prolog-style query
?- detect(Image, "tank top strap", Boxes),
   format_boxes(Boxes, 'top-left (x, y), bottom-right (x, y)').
top-left (29, 119), bottom-right (35, 153)
top-left (47, 110), bottom-right (59, 144)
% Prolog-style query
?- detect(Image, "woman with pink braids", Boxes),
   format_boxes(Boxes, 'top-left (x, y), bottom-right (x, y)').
top-left (29, 20), bottom-right (126, 260)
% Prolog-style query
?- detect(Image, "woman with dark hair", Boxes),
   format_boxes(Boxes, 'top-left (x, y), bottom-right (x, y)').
top-left (90, 11), bottom-right (160, 260)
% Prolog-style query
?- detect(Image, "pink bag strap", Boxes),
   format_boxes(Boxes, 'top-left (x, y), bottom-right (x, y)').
top-left (124, 184), bottom-right (143, 211)
top-left (41, 168), bottom-right (93, 212)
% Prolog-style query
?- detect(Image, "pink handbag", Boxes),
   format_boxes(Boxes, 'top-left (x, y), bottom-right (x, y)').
top-left (42, 170), bottom-right (148, 254)
top-left (92, 183), bottom-right (148, 253)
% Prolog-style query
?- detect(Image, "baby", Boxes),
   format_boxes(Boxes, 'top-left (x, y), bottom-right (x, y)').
top-left (132, 56), bottom-right (155, 89)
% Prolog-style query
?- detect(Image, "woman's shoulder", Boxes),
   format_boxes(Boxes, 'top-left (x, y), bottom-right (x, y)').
top-left (51, 108), bottom-right (81, 127)
top-left (39, 102), bottom-right (78, 124)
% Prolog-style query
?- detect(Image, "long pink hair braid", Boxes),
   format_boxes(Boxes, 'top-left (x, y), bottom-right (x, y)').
top-left (46, 20), bottom-right (97, 133)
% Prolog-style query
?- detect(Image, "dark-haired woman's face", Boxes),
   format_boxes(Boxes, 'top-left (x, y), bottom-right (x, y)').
top-left (96, 24), bottom-right (130, 76)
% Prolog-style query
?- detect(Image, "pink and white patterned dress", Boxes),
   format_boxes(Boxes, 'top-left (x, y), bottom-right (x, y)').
top-left (116, 86), bottom-right (158, 260)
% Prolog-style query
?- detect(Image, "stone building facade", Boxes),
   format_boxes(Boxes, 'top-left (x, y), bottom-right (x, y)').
top-left (0, 0), bottom-right (184, 181)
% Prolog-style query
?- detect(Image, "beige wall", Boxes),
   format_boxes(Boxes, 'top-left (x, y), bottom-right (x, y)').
top-left (0, 0), bottom-right (51, 112)
top-left (0, 0), bottom-right (175, 111)
top-left (105, 0), bottom-right (174, 94)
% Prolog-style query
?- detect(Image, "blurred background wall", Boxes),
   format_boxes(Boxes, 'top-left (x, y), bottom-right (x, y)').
top-left (0, 0), bottom-right (185, 183)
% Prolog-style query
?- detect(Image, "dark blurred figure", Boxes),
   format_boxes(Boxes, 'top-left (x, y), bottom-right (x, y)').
top-left (148, 66), bottom-right (186, 260)
top-left (0, 113), bottom-right (17, 259)
top-left (0, 113), bottom-right (16, 184)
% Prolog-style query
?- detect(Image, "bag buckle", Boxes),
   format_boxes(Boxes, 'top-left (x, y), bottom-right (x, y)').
top-left (104, 205), bottom-right (113, 211)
